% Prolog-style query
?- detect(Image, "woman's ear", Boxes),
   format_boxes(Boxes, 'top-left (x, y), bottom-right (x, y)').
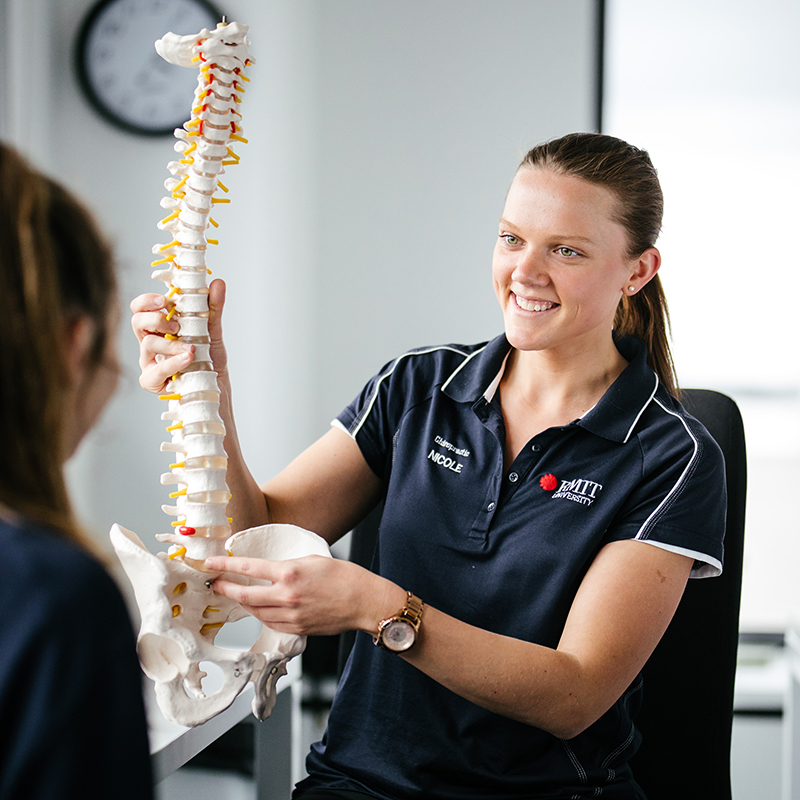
top-left (64, 316), bottom-right (94, 386)
top-left (627, 247), bottom-right (661, 293)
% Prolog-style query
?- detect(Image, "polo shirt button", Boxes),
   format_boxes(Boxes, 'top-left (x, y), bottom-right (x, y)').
top-left (531, 444), bottom-right (541, 452)
top-left (487, 502), bottom-right (496, 512)
top-left (509, 472), bottom-right (519, 482)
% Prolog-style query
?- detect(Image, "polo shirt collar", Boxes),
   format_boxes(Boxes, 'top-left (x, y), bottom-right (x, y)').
top-left (441, 333), bottom-right (659, 444)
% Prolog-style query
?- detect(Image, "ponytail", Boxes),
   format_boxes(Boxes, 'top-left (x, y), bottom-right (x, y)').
top-left (614, 275), bottom-right (679, 399)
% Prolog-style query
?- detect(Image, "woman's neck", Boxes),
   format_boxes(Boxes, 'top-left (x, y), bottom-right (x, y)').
top-left (499, 339), bottom-right (628, 429)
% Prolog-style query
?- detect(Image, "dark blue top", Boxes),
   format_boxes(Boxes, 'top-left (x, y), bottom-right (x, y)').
top-left (0, 517), bottom-right (153, 799)
top-left (299, 334), bottom-right (726, 800)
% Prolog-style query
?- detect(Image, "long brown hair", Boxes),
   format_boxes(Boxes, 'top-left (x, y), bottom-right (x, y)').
top-left (519, 132), bottom-right (679, 398)
top-left (0, 144), bottom-right (115, 545)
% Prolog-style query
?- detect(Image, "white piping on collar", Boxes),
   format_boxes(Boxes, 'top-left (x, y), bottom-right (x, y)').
top-left (623, 372), bottom-right (659, 443)
top-left (351, 345), bottom-right (471, 439)
top-left (482, 350), bottom-right (511, 403)
top-left (440, 342), bottom-right (490, 395)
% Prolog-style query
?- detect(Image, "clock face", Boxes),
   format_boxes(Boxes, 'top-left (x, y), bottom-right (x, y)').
top-left (76, 0), bottom-right (222, 136)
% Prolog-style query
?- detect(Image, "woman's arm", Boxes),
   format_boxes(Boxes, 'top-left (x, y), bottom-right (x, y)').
top-left (206, 537), bottom-right (692, 739)
top-left (131, 280), bottom-right (382, 543)
top-left (402, 538), bottom-right (692, 738)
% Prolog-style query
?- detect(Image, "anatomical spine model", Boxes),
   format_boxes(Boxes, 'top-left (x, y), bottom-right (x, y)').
top-left (111, 21), bottom-right (329, 728)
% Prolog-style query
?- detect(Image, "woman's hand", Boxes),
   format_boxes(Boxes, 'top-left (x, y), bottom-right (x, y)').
top-left (130, 278), bottom-right (228, 393)
top-left (204, 554), bottom-right (404, 637)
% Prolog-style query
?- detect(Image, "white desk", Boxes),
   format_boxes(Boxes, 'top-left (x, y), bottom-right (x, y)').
top-left (147, 657), bottom-right (303, 797)
top-left (784, 628), bottom-right (800, 800)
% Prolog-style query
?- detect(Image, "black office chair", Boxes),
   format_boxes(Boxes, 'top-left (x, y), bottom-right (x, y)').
top-left (629, 389), bottom-right (746, 800)
top-left (339, 389), bottom-right (747, 800)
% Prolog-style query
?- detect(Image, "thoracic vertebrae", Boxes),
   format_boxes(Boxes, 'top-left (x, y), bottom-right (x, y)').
top-left (150, 22), bottom-right (253, 565)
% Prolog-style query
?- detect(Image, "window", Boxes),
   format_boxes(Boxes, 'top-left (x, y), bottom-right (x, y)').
top-left (605, 0), bottom-right (800, 631)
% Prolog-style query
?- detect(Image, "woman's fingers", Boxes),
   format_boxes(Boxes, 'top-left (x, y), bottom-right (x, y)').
top-left (205, 555), bottom-right (271, 578)
top-left (130, 294), bottom-right (171, 342)
top-left (138, 330), bottom-right (191, 364)
top-left (203, 555), bottom-right (367, 636)
top-left (133, 310), bottom-right (180, 343)
top-left (208, 279), bottom-right (226, 340)
top-left (130, 292), bottom-right (166, 314)
top-left (207, 279), bottom-right (229, 376)
top-left (210, 578), bottom-right (275, 609)
top-left (130, 290), bottom-right (200, 393)
top-left (208, 558), bottom-right (299, 629)
top-left (139, 345), bottom-right (194, 393)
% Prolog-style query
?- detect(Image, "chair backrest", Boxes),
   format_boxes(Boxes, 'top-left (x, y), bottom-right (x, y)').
top-left (629, 389), bottom-right (747, 800)
top-left (338, 501), bottom-right (383, 677)
top-left (340, 389), bottom-right (747, 800)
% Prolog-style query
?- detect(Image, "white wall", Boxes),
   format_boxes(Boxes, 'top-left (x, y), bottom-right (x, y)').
top-left (309, 0), bottom-right (598, 423)
top-left (2, 0), bottom-right (598, 557)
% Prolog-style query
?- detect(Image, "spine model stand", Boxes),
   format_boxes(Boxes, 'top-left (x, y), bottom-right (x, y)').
top-left (111, 20), bottom-right (329, 728)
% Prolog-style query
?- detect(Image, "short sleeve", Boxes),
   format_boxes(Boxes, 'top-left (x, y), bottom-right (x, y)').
top-left (334, 358), bottom-right (399, 479)
top-left (334, 346), bottom-right (469, 480)
top-left (607, 409), bottom-right (727, 578)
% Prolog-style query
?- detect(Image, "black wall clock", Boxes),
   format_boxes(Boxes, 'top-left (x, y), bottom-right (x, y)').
top-left (75, 0), bottom-right (223, 136)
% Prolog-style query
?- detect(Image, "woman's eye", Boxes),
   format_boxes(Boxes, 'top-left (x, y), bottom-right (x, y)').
top-left (501, 234), bottom-right (521, 246)
top-left (556, 246), bottom-right (578, 257)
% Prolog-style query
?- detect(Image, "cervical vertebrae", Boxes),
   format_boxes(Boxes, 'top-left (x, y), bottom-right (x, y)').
top-left (111, 22), bottom-right (331, 728)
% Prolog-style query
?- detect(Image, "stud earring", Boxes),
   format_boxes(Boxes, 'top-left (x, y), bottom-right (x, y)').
top-left (627, 285), bottom-right (636, 294)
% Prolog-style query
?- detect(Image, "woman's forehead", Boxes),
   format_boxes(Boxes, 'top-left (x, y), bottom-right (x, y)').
top-left (504, 168), bottom-right (624, 240)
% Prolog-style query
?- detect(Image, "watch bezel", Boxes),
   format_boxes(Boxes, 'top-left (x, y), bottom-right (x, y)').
top-left (373, 592), bottom-right (424, 653)
top-left (378, 615), bottom-right (417, 653)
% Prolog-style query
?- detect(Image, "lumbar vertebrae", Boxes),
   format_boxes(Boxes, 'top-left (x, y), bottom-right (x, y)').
top-left (111, 20), bottom-right (329, 728)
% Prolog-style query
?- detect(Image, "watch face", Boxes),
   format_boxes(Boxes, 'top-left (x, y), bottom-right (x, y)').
top-left (75, 0), bottom-right (222, 136)
top-left (382, 619), bottom-right (416, 653)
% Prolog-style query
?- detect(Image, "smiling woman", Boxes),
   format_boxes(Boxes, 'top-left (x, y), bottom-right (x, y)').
top-left (131, 131), bottom-right (726, 799)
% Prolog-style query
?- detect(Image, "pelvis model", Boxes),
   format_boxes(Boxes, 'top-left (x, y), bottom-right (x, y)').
top-left (111, 20), bottom-right (330, 728)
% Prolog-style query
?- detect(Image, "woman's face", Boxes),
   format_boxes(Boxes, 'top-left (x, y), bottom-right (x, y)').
top-left (492, 168), bottom-right (644, 358)
top-left (64, 304), bottom-right (121, 459)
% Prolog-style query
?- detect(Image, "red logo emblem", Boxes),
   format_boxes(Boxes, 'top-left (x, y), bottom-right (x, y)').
top-left (539, 474), bottom-right (558, 491)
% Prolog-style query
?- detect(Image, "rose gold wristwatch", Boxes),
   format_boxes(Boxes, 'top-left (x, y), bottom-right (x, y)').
top-left (373, 591), bottom-right (425, 653)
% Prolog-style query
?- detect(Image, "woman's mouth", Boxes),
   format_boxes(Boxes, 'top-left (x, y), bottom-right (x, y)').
top-left (513, 294), bottom-right (558, 313)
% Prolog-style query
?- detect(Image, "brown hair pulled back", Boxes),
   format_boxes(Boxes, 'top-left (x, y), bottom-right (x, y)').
top-left (519, 132), bottom-right (679, 398)
top-left (0, 144), bottom-right (115, 544)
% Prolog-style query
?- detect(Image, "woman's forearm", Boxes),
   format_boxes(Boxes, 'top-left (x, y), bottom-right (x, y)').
top-left (399, 605), bottom-right (588, 738)
top-left (215, 368), bottom-right (271, 532)
top-left (362, 540), bottom-right (692, 739)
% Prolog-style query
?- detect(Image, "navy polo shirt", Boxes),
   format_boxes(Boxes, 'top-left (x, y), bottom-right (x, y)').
top-left (0, 518), bottom-right (154, 799)
top-left (300, 333), bottom-right (726, 800)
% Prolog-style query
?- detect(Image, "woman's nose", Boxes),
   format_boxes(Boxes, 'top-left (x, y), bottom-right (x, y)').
top-left (511, 252), bottom-right (549, 286)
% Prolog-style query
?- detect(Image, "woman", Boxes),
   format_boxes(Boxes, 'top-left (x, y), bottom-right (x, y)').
top-left (0, 144), bottom-right (153, 799)
top-left (133, 132), bottom-right (725, 798)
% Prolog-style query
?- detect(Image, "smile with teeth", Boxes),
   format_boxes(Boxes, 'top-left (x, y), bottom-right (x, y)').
top-left (514, 294), bottom-right (558, 313)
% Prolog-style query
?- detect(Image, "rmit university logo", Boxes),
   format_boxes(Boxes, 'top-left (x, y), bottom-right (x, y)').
top-left (541, 474), bottom-right (603, 507)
